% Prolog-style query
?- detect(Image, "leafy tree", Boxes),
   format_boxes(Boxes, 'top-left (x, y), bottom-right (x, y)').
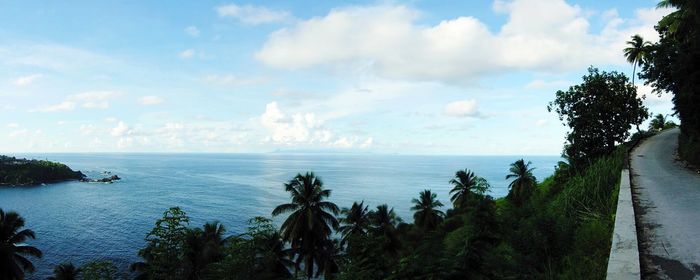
top-left (506, 159), bottom-right (537, 206)
top-left (338, 201), bottom-right (370, 247)
top-left (640, 0), bottom-right (700, 164)
top-left (624, 34), bottom-right (651, 85)
top-left (48, 263), bottom-right (81, 280)
top-left (649, 114), bottom-right (674, 131)
top-left (81, 261), bottom-right (124, 280)
top-left (0, 208), bottom-right (42, 280)
top-left (411, 190), bottom-right (445, 231)
top-left (206, 217), bottom-right (294, 280)
top-left (450, 196), bottom-right (501, 279)
top-left (449, 169), bottom-right (490, 209)
top-left (134, 207), bottom-right (190, 280)
top-left (272, 172), bottom-right (339, 279)
top-left (548, 67), bottom-right (648, 167)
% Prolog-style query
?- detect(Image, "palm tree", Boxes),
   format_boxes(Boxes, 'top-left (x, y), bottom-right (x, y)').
top-left (649, 114), bottom-right (667, 131)
top-left (183, 221), bottom-right (226, 279)
top-left (506, 159), bottom-right (537, 206)
top-left (656, 0), bottom-right (695, 35)
top-left (272, 172), bottom-right (339, 279)
top-left (338, 201), bottom-right (370, 247)
top-left (410, 190), bottom-right (445, 231)
top-left (449, 169), bottom-right (490, 209)
top-left (201, 221), bottom-right (226, 261)
top-left (624, 34), bottom-right (651, 85)
top-left (368, 204), bottom-right (403, 255)
top-left (48, 263), bottom-right (81, 280)
top-left (255, 230), bottom-right (295, 278)
top-left (0, 208), bottom-right (42, 280)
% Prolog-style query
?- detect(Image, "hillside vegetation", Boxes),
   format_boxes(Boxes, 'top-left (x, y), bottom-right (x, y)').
top-left (0, 155), bottom-right (84, 186)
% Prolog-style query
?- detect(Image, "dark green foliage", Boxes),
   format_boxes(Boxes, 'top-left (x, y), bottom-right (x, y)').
top-left (271, 172), bottom-right (339, 278)
top-left (0, 155), bottom-right (84, 185)
top-left (49, 263), bottom-right (80, 280)
top-left (649, 114), bottom-right (677, 131)
top-left (48, 263), bottom-right (81, 280)
top-left (548, 67), bottom-right (648, 167)
top-left (135, 207), bottom-right (190, 279)
top-left (182, 221), bottom-right (226, 279)
top-left (368, 204), bottom-right (403, 256)
top-left (206, 217), bottom-right (294, 280)
top-left (448, 169), bottom-right (489, 210)
top-left (411, 190), bottom-right (445, 231)
top-left (338, 201), bottom-right (370, 247)
top-left (0, 208), bottom-right (42, 280)
top-left (506, 159), bottom-right (537, 206)
top-left (640, 0), bottom-right (700, 164)
top-left (81, 261), bottom-right (125, 280)
top-left (623, 34), bottom-right (651, 85)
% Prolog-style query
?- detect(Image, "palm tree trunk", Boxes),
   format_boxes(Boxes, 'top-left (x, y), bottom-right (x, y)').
top-left (632, 61), bottom-right (637, 85)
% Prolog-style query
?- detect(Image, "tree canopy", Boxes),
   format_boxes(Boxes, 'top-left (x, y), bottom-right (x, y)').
top-left (548, 67), bottom-right (648, 167)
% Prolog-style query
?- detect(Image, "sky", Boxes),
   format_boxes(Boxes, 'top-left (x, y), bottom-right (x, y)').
top-left (0, 0), bottom-right (677, 155)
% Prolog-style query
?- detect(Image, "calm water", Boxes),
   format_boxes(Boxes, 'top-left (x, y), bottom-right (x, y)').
top-left (0, 153), bottom-right (559, 278)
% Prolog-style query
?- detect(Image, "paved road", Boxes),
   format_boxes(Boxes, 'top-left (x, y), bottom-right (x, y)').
top-left (632, 128), bottom-right (700, 279)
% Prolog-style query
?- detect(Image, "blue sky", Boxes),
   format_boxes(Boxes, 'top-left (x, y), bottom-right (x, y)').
top-left (0, 0), bottom-right (676, 155)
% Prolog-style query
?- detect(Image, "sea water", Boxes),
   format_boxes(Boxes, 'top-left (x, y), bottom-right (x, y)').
top-left (0, 153), bottom-right (560, 278)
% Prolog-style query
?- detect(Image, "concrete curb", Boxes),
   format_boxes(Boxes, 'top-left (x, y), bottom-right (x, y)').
top-left (606, 169), bottom-right (641, 279)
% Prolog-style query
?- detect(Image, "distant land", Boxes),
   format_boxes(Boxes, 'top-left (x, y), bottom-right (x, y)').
top-left (0, 155), bottom-right (85, 186)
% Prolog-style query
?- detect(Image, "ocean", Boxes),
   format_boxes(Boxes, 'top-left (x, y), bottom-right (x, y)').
top-left (0, 153), bottom-right (560, 278)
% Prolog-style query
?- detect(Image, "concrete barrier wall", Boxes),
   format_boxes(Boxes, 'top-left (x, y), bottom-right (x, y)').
top-left (606, 169), bottom-right (640, 279)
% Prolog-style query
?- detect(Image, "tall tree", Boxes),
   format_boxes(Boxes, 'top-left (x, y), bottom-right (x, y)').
top-left (411, 190), bottom-right (445, 231)
top-left (338, 201), bottom-right (371, 247)
top-left (48, 263), bottom-right (81, 280)
top-left (0, 209), bottom-right (42, 280)
top-left (640, 0), bottom-right (700, 164)
top-left (134, 207), bottom-right (190, 280)
top-left (649, 114), bottom-right (667, 131)
top-left (368, 204), bottom-right (403, 256)
top-left (272, 172), bottom-right (339, 279)
top-left (548, 67), bottom-right (649, 167)
top-left (624, 34), bottom-right (651, 85)
top-left (449, 169), bottom-right (490, 209)
top-left (506, 159), bottom-right (537, 206)
top-left (182, 221), bottom-right (226, 279)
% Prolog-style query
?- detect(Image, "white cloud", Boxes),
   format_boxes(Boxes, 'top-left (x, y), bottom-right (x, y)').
top-left (360, 137), bottom-right (373, 148)
top-left (179, 49), bottom-right (195, 58)
top-left (444, 99), bottom-right (480, 117)
top-left (184, 26), bottom-right (200, 37)
top-left (255, 1), bottom-right (672, 84)
top-left (259, 101), bottom-right (366, 148)
top-left (202, 74), bottom-right (268, 86)
top-left (156, 122), bottom-right (185, 148)
top-left (637, 84), bottom-right (673, 106)
top-left (9, 129), bottom-right (29, 138)
top-left (216, 4), bottom-right (293, 25)
top-left (260, 102), bottom-right (316, 143)
top-left (80, 124), bottom-right (97, 135)
top-left (6, 123), bottom-right (19, 129)
top-left (535, 119), bottom-right (549, 127)
top-left (69, 90), bottom-right (121, 109)
top-left (31, 101), bottom-right (76, 112)
top-left (138, 96), bottom-right (164, 106)
top-left (0, 44), bottom-right (117, 72)
top-left (13, 74), bottom-right (42, 86)
top-left (110, 121), bottom-right (132, 137)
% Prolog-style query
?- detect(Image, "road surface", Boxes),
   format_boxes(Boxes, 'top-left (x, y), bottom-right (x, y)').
top-left (632, 128), bottom-right (700, 279)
